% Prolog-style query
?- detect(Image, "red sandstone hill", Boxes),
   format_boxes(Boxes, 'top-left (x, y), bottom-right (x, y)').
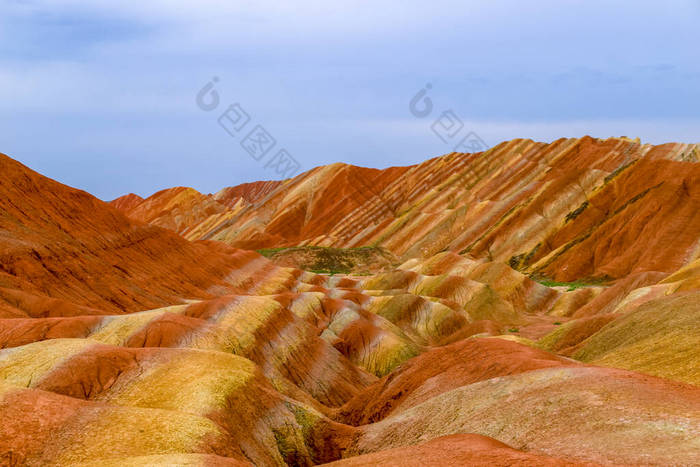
top-left (113, 136), bottom-right (700, 283)
top-left (0, 153), bottom-right (281, 316)
top-left (109, 192), bottom-right (143, 211)
top-left (214, 180), bottom-right (283, 207)
top-left (1, 145), bottom-right (700, 466)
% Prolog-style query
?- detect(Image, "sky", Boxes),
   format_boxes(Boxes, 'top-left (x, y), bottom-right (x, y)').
top-left (1, 0), bottom-right (699, 200)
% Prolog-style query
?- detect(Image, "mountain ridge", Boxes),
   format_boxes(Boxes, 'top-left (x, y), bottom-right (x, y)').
top-left (1, 141), bottom-right (699, 465)
top-left (111, 136), bottom-right (700, 282)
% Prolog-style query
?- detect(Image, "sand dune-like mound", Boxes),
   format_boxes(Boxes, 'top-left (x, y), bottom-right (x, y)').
top-left (573, 291), bottom-right (700, 385)
top-left (335, 337), bottom-right (575, 425)
top-left (323, 434), bottom-right (582, 466)
top-left (349, 365), bottom-right (700, 465)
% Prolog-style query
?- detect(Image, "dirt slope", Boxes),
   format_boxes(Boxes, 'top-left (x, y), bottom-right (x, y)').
top-left (114, 137), bottom-right (700, 282)
top-left (2, 147), bottom-right (700, 465)
top-left (0, 153), bottom-right (289, 315)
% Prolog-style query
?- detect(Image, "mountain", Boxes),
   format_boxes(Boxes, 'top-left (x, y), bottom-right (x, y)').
top-left (1, 142), bottom-right (700, 466)
top-left (113, 136), bottom-right (700, 283)
top-left (0, 153), bottom-right (285, 316)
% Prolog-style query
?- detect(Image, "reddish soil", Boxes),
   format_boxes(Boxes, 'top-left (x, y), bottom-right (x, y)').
top-left (1, 141), bottom-right (699, 465)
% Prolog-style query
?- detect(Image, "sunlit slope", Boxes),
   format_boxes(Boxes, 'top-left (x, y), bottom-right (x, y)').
top-left (537, 257), bottom-right (700, 385)
top-left (115, 137), bottom-right (700, 282)
top-left (2, 148), bottom-right (700, 465)
top-left (572, 291), bottom-right (700, 385)
top-left (2, 253), bottom-right (698, 464)
top-left (0, 152), bottom-right (286, 315)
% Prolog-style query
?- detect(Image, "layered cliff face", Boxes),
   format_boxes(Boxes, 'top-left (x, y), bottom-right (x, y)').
top-left (113, 136), bottom-right (700, 282)
top-left (214, 180), bottom-right (283, 207)
top-left (2, 142), bottom-right (700, 466)
top-left (0, 153), bottom-right (291, 316)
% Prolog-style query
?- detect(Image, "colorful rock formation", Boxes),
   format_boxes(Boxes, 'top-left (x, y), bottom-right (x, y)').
top-left (113, 137), bottom-right (700, 283)
top-left (1, 137), bottom-right (699, 466)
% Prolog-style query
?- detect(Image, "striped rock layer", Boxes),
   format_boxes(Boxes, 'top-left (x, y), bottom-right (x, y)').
top-left (113, 136), bottom-right (700, 283)
top-left (1, 142), bottom-right (699, 466)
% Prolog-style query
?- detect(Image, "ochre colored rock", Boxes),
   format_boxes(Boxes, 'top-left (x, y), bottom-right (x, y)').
top-left (114, 137), bottom-right (700, 283)
top-left (323, 433), bottom-right (585, 466)
top-left (1, 143), bottom-right (699, 465)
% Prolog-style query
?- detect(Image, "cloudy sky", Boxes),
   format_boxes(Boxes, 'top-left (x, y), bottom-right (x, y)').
top-left (1, 0), bottom-right (699, 200)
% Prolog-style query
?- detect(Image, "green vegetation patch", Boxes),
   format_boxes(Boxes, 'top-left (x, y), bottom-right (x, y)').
top-left (565, 200), bottom-right (589, 223)
top-left (509, 242), bottom-right (541, 270)
top-left (256, 247), bottom-right (289, 257)
top-left (257, 245), bottom-right (397, 275)
top-left (535, 277), bottom-right (608, 291)
top-left (603, 159), bottom-right (637, 184)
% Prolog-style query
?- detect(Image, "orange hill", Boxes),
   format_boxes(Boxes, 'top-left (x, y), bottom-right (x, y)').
top-left (112, 136), bottom-right (700, 282)
top-left (0, 153), bottom-right (286, 316)
top-left (1, 143), bottom-right (699, 466)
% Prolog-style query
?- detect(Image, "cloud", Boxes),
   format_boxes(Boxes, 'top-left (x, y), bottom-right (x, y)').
top-left (0, 0), bottom-right (698, 199)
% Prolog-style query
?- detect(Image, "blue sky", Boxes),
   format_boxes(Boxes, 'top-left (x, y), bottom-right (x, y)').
top-left (1, 0), bottom-right (698, 200)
